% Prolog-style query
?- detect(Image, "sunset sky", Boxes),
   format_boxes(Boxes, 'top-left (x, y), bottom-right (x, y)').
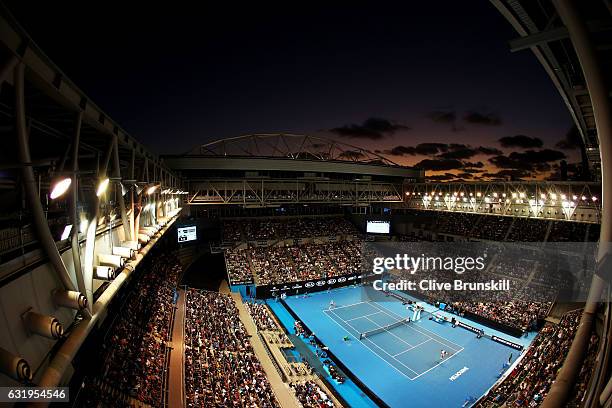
top-left (5, 1), bottom-right (583, 181)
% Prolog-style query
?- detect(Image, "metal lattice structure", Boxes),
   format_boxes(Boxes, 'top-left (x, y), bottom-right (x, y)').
top-left (185, 133), bottom-right (400, 166)
top-left (404, 181), bottom-right (601, 223)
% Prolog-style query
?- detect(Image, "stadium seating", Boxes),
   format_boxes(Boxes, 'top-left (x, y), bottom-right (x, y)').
top-left (80, 253), bottom-right (181, 407)
top-left (184, 289), bottom-right (279, 407)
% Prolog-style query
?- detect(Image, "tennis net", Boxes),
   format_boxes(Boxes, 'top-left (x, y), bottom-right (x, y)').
top-left (359, 318), bottom-right (410, 340)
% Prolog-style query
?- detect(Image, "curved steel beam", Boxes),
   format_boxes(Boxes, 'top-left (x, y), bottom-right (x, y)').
top-left (543, 0), bottom-right (611, 406)
top-left (14, 62), bottom-right (76, 293)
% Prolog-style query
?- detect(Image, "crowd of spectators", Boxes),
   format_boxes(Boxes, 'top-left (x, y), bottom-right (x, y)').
top-left (184, 289), bottom-right (279, 407)
top-left (291, 381), bottom-right (336, 407)
top-left (223, 217), bottom-right (357, 242)
top-left (227, 240), bottom-right (362, 285)
top-left (224, 248), bottom-right (254, 284)
top-left (478, 309), bottom-right (599, 407)
top-left (506, 218), bottom-right (549, 242)
top-left (80, 252), bottom-right (181, 407)
top-left (244, 301), bottom-right (280, 332)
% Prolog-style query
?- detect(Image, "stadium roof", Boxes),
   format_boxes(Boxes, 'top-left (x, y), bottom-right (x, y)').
top-left (165, 133), bottom-right (423, 180)
top-left (183, 133), bottom-right (401, 166)
top-left (491, 0), bottom-right (612, 175)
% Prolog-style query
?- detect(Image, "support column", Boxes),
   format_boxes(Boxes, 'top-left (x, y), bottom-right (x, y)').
top-left (69, 112), bottom-right (88, 311)
top-left (14, 63), bottom-right (76, 293)
top-left (544, 1), bottom-right (611, 407)
top-left (82, 136), bottom-right (115, 309)
top-left (112, 137), bottom-right (131, 241)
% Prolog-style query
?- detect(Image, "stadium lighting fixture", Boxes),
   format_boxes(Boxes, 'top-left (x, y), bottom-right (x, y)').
top-left (550, 193), bottom-right (557, 200)
top-left (582, 196), bottom-right (587, 201)
top-left (519, 192), bottom-right (525, 198)
top-left (572, 195), bottom-right (577, 200)
top-left (492, 192), bottom-right (498, 198)
top-left (476, 192), bottom-right (481, 197)
top-left (561, 194), bottom-right (567, 200)
top-left (50, 177), bottom-right (72, 199)
top-left (60, 225), bottom-right (72, 241)
top-left (96, 178), bottom-right (110, 197)
top-left (502, 193), bottom-right (507, 197)
top-left (541, 193), bottom-right (546, 199)
top-left (147, 185), bottom-right (159, 195)
top-left (511, 192), bottom-right (517, 198)
top-left (593, 196), bottom-right (598, 201)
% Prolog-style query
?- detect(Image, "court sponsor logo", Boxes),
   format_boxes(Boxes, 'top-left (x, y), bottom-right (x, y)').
top-left (449, 366), bottom-right (469, 381)
top-left (305, 282), bottom-right (315, 288)
top-left (327, 279), bottom-right (337, 284)
top-left (337, 277), bottom-right (347, 283)
top-left (491, 335), bottom-right (523, 351)
top-left (316, 280), bottom-right (326, 286)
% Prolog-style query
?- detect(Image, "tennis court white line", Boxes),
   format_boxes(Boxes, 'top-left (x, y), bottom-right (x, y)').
top-left (392, 339), bottom-right (431, 357)
top-left (369, 302), bottom-right (464, 352)
top-left (411, 346), bottom-right (464, 380)
top-left (329, 301), bottom-right (370, 311)
top-left (345, 311), bottom-right (383, 322)
top-left (328, 309), bottom-right (420, 377)
top-left (322, 309), bottom-right (415, 379)
top-left (363, 315), bottom-right (414, 348)
top-left (324, 302), bottom-right (464, 380)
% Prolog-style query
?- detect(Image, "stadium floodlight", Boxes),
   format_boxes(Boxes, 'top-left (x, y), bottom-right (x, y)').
top-left (476, 192), bottom-right (481, 197)
top-left (541, 193), bottom-right (546, 199)
top-left (96, 178), bottom-right (110, 197)
top-left (519, 192), bottom-right (525, 198)
top-left (582, 196), bottom-right (587, 201)
top-left (511, 192), bottom-right (517, 198)
top-left (60, 225), bottom-right (72, 241)
top-left (550, 193), bottom-right (557, 200)
top-left (593, 196), bottom-right (598, 201)
top-left (147, 185), bottom-right (159, 195)
top-left (50, 177), bottom-right (72, 199)
top-left (561, 194), bottom-right (567, 200)
top-left (492, 192), bottom-right (498, 198)
top-left (572, 195), bottom-right (578, 200)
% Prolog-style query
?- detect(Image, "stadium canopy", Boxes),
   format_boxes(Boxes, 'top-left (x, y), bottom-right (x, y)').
top-left (182, 133), bottom-right (400, 166)
top-left (491, 0), bottom-right (612, 179)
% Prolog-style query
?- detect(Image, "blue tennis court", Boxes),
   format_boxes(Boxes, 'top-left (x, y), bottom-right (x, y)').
top-left (325, 301), bottom-right (463, 380)
top-left (282, 285), bottom-right (537, 408)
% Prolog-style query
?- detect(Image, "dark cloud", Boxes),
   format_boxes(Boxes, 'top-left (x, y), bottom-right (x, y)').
top-left (426, 110), bottom-right (456, 124)
top-left (499, 135), bottom-right (543, 149)
top-left (427, 173), bottom-right (457, 181)
top-left (414, 158), bottom-right (464, 171)
top-left (387, 143), bottom-right (501, 159)
top-left (463, 111), bottom-right (502, 126)
top-left (456, 172), bottom-right (475, 179)
top-left (482, 169), bottom-right (532, 180)
top-left (462, 168), bottom-right (483, 173)
top-left (338, 150), bottom-right (366, 160)
top-left (477, 146), bottom-right (503, 155)
top-left (462, 161), bottom-right (485, 168)
top-left (556, 125), bottom-right (583, 150)
top-left (437, 145), bottom-right (502, 160)
top-left (489, 149), bottom-right (566, 173)
top-left (386, 142), bottom-right (448, 156)
top-left (330, 117), bottom-right (410, 140)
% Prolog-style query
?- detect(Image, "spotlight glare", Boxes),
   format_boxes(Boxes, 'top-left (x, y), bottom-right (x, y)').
top-left (96, 178), bottom-right (110, 197)
top-left (50, 177), bottom-right (72, 199)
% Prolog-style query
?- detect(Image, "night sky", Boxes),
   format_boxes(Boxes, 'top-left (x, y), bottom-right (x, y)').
top-left (4, 1), bottom-right (582, 181)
